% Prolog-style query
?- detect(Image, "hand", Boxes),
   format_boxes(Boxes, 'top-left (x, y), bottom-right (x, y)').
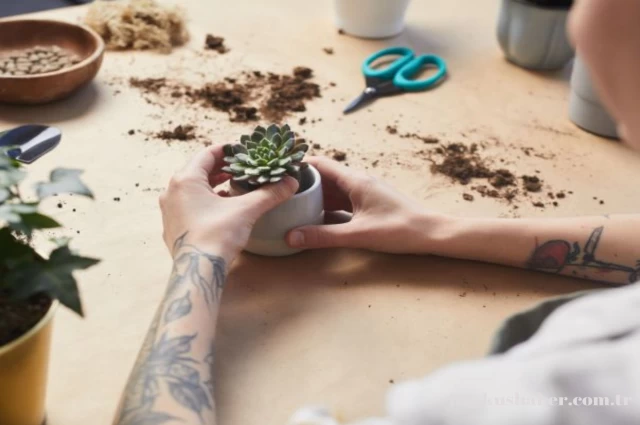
top-left (285, 157), bottom-right (447, 254)
top-left (160, 144), bottom-right (298, 263)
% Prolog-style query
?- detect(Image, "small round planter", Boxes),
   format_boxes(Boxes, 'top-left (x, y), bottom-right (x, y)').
top-left (231, 165), bottom-right (324, 257)
top-left (569, 56), bottom-right (619, 139)
top-left (0, 300), bottom-right (57, 425)
top-left (497, 0), bottom-right (574, 70)
top-left (334, 0), bottom-right (412, 39)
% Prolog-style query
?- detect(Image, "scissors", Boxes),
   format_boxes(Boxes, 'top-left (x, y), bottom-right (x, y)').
top-left (344, 46), bottom-right (447, 114)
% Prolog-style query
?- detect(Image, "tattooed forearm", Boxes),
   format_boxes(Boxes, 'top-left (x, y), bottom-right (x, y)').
top-left (114, 232), bottom-right (226, 425)
top-left (527, 226), bottom-right (640, 283)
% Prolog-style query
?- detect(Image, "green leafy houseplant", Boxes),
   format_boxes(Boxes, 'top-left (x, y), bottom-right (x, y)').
top-left (222, 124), bottom-right (309, 187)
top-left (0, 150), bottom-right (99, 345)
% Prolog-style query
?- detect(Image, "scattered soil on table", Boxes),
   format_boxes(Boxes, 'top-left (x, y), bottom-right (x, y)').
top-left (386, 125), bottom-right (439, 144)
top-left (421, 141), bottom-right (568, 206)
top-left (84, 0), bottom-right (189, 53)
top-left (0, 295), bottom-right (52, 346)
top-left (323, 47), bottom-right (334, 55)
top-left (205, 34), bottom-right (229, 53)
top-left (156, 125), bottom-right (196, 141)
top-left (129, 67), bottom-right (321, 123)
top-left (0, 46), bottom-right (80, 76)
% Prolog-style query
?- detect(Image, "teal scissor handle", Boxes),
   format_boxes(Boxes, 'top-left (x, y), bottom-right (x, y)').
top-left (394, 54), bottom-right (447, 91)
top-left (362, 46), bottom-right (415, 80)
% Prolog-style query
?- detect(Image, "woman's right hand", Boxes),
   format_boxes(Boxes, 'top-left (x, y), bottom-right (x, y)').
top-left (286, 157), bottom-right (449, 254)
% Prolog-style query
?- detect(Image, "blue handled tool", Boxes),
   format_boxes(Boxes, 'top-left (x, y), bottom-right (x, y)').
top-left (0, 125), bottom-right (61, 163)
top-left (344, 46), bottom-right (447, 114)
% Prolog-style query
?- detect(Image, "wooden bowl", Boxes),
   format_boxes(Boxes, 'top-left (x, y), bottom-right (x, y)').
top-left (0, 19), bottom-right (105, 105)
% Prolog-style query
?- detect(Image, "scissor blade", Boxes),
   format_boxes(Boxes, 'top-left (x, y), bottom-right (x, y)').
top-left (584, 226), bottom-right (604, 257)
top-left (343, 89), bottom-right (377, 114)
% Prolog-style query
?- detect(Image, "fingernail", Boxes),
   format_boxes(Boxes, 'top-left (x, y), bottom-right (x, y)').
top-left (289, 231), bottom-right (304, 247)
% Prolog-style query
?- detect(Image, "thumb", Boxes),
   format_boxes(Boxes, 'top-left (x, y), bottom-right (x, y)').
top-left (286, 223), bottom-right (354, 249)
top-left (242, 177), bottom-right (299, 216)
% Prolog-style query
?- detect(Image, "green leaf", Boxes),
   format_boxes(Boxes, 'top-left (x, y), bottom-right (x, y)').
top-left (230, 163), bottom-right (248, 172)
top-left (246, 141), bottom-right (258, 150)
top-left (270, 176), bottom-right (283, 183)
top-left (282, 131), bottom-right (295, 143)
top-left (290, 151), bottom-right (305, 162)
top-left (223, 144), bottom-right (234, 157)
top-left (253, 126), bottom-right (266, 136)
top-left (270, 168), bottom-right (287, 176)
top-left (245, 168), bottom-right (261, 176)
top-left (0, 168), bottom-right (26, 188)
top-left (266, 124), bottom-right (280, 140)
top-left (0, 204), bottom-right (20, 223)
top-left (232, 174), bottom-right (251, 181)
top-left (292, 143), bottom-right (309, 154)
top-left (240, 135), bottom-right (251, 144)
top-left (278, 157), bottom-right (292, 166)
top-left (221, 166), bottom-right (235, 174)
top-left (281, 124), bottom-right (291, 135)
top-left (0, 187), bottom-right (9, 203)
top-left (235, 153), bottom-right (250, 162)
top-left (5, 245), bottom-right (100, 316)
top-left (250, 132), bottom-right (263, 144)
top-left (286, 164), bottom-right (301, 174)
top-left (257, 166), bottom-right (271, 173)
top-left (36, 169), bottom-right (93, 200)
top-left (232, 144), bottom-right (248, 155)
top-left (278, 139), bottom-right (294, 156)
top-left (267, 158), bottom-right (278, 167)
top-left (257, 175), bottom-right (269, 184)
top-left (271, 133), bottom-right (282, 147)
top-left (223, 156), bottom-right (238, 164)
top-left (10, 213), bottom-right (61, 237)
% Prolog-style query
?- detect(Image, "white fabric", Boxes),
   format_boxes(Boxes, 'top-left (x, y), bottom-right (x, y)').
top-left (291, 284), bottom-right (640, 425)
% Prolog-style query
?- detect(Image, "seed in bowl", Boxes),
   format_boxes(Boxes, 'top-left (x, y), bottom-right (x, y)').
top-left (0, 46), bottom-right (81, 76)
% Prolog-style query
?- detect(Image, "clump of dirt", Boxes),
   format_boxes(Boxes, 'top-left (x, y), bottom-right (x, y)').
top-left (430, 143), bottom-right (493, 185)
top-left (462, 193), bottom-right (474, 202)
top-left (323, 47), bottom-right (334, 55)
top-left (329, 150), bottom-right (347, 161)
top-left (129, 67), bottom-right (321, 123)
top-left (205, 34), bottom-right (229, 53)
top-left (489, 169), bottom-right (516, 188)
top-left (522, 175), bottom-right (542, 192)
top-left (157, 125), bottom-right (196, 141)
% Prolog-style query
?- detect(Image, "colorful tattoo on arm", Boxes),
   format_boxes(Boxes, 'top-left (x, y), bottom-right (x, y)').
top-left (527, 226), bottom-right (640, 283)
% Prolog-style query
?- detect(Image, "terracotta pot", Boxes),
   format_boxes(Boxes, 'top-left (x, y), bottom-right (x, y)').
top-left (230, 165), bottom-right (324, 256)
top-left (497, 0), bottom-right (574, 70)
top-left (0, 300), bottom-right (58, 425)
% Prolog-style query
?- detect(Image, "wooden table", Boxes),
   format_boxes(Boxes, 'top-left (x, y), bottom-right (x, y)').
top-left (2, 1), bottom-right (639, 424)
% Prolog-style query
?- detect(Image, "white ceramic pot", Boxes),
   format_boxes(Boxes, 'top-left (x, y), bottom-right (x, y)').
top-left (231, 165), bottom-right (324, 257)
top-left (569, 56), bottom-right (619, 139)
top-left (497, 0), bottom-right (574, 70)
top-left (334, 0), bottom-right (411, 39)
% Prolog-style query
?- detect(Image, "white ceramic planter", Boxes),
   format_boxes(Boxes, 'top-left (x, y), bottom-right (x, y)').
top-left (569, 56), bottom-right (619, 139)
top-left (334, 0), bottom-right (411, 39)
top-left (497, 0), bottom-right (574, 70)
top-left (232, 165), bottom-right (324, 257)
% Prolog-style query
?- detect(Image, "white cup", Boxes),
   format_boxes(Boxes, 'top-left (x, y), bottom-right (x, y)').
top-left (334, 0), bottom-right (412, 39)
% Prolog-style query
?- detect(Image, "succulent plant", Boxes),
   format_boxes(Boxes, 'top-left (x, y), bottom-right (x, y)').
top-left (222, 124), bottom-right (308, 186)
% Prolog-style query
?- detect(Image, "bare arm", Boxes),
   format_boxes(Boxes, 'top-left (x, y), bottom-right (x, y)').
top-left (287, 157), bottom-right (640, 285)
top-left (113, 145), bottom-right (298, 425)
top-left (429, 215), bottom-right (640, 284)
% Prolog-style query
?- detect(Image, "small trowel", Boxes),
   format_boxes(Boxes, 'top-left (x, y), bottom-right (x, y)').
top-left (0, 125), bottom-right (61, 163)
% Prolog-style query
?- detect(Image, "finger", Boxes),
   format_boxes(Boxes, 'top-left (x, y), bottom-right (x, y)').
top-left (182, 144), bottom-right (226, 180)
top-left (209, 172), bottom-right (231, 188)
top-left (240, 177), bottom-right (299, 216)
top-left (306, 157), bottom-right (354, 212)
top-left (324, 210), bottom-right (352, 225)
top-left (286, 222), bottom-right (356, 249)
